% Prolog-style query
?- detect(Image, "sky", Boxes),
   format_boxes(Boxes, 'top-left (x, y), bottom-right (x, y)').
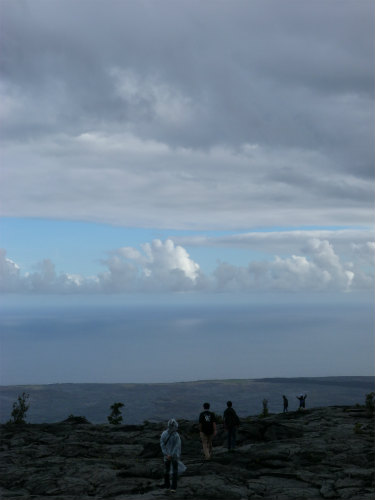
top-left (0, 0), bottom-right (374, 384)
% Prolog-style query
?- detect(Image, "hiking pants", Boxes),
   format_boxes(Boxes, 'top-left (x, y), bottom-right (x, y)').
top-left (227, 426), bottom-right (237, 450)
top-left (200, 432), bottom-right (214, 460)
top-left (164, 458), bottom-right (178, 489)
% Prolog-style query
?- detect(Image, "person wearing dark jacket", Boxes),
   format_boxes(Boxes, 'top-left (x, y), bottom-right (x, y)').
top-left (297, 394), bottom-right (307, 410)
top-left (223, 401), bottom-right (240, 450)
top-left (282, 395), bottom-right (288, 413)
top-left (199, 402), bottom-right (217, 460)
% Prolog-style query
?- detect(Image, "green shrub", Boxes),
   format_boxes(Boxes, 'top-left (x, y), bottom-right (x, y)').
top-left (262, 398), bottom-right (269, 416)
top-left (8, 392), bottom-right (30, 424)
top-left (365, 392), bottom-right (374, 414)
top-left (108, 402), bottom-right (124, 424)
top-left (215, 414), bottom-right (223, 425)
top-left (353, 422), bottom-right (363, 434)
top-left (259, 398), bottom-right (269, 418)
top-left (63, 414), bottom-right (91, 424)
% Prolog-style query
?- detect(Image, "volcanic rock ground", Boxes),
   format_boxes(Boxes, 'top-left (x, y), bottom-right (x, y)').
top-left (0, 406), bottom-right (374, 500)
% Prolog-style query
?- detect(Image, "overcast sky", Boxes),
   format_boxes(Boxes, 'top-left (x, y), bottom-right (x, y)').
top-left (1, 0), bottom-right (373, 295)
top-left (0, 1), bottom-right (374, 383)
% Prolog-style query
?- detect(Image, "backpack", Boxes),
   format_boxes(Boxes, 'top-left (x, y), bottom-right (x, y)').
top-left (224, 407), bottom-right (240, 428)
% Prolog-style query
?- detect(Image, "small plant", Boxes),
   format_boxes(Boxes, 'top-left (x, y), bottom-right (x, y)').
top-left (108, 402), bottom-right (124, 425)
top-left (259, 398), bottom-right (269, 418)
top-left (63, 414), bottom-right (90, 424)
top-left (8, 392), bottom-right (30, 424)
top-left (215, 414), bottom-right (224, 425)
top-left (353, 422), bottom-right (363, 434)
top-left (365, 392), bottom-right (374, 414)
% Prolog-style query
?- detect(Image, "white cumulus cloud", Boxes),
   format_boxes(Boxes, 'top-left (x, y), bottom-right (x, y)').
top-left (213, 238), bottom-right (366, 292)
top-left (0, 236), bottom-right (373, 294)
top-left (0, 249), bottom-right (21, 292)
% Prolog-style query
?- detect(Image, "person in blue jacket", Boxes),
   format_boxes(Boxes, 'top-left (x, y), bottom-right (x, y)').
top-left (160, 418), bottom-right (181, 492)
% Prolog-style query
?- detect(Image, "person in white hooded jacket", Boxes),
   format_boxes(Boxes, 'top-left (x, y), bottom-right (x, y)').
top-left (160, 418), bottom-right (181, 492)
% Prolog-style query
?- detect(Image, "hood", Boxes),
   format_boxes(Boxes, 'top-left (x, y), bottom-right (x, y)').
top-left (167, 418), bottom-right (178, 432)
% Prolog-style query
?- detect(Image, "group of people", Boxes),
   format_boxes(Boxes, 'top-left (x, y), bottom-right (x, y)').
top-left (282, 393), bottom-right (308, 412)
top-left (199, 401), bottom-right (240, 459)
top-left (159, 400), bottom-right (240, 493)
top-left (159, 394), bottom-right (308, 492)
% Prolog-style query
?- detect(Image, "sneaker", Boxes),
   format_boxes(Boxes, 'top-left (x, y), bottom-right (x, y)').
top-left (170, 489), bottom-right (176, 493)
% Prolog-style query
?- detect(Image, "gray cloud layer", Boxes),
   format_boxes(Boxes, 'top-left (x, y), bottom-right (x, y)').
top-left (1, 1), bottom-right (373, 228)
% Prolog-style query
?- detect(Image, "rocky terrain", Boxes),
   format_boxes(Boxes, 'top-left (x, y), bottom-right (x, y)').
top-left (0, 406), bottom-right (373, 500)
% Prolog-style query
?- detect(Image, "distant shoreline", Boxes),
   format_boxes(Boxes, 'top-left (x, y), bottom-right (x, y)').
top-left (1, 374), bottom-right (373, 388)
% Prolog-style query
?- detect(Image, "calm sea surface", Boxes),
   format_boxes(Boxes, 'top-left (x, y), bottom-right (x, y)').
top-left (1, 295), bottom-right (373, 385)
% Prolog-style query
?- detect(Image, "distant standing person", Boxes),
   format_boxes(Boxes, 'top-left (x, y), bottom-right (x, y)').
top-left (282, 395), bottom-right (288, 413)
top-left (199, 402), bottom-right (217, 460)
top-left (160, 418), bottom-right (181, 492)
top-left (297, 394), bottom-right (307, 410)
top-left (223, 401), bottom-right (240, 451)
